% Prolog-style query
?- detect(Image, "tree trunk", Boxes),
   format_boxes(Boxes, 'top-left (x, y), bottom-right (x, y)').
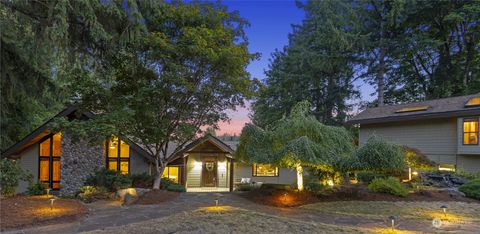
top-left (342, 172), bottom-right (350, 185)
top-left (377, 46), bottom-right (385, 106)
top-left (153, 157), bottom-right (167, 190)
top-left (296, 163), bottom-right (304, 191)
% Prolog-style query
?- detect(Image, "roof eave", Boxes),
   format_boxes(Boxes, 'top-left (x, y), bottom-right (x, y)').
top-left (347, 108), bottom-right (480, 125)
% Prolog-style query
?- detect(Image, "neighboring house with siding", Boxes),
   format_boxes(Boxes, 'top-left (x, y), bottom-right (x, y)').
top-left (1, 107), bottom-right (297, 195)
top-left (347, 94), bottom-right (480, 172)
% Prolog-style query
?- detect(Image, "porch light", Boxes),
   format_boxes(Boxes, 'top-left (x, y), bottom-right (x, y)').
top-left (388, 216), bottom-right (396, 230)
top-left (49, 198), bottom-right (56, 210)
top-left (194, 161), bottom-right (202, 169)
top-left (440, 205), bottom-right (447, 218)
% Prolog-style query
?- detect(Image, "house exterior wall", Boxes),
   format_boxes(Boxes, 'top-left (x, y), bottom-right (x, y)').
top-left (60, 134), bottom-right (104, 196)
top-left (457, 117), bottom-right (480, 155)
top-left (185, 153), bottom-right (231, 188)
top-left (359, 117), bottom-right (480, 172)
top-left (359, 118), bottom-right (458, 165)
top-left (15, 144), bottom-right (39, 194)
top-left (130, 149), bottom-right (151, 174)
top-left (234, 163), bottom-right (297, 185)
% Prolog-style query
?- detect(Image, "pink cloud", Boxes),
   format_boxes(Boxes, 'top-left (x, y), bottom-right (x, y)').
top-left (217, 104), bottom-right (251, 136)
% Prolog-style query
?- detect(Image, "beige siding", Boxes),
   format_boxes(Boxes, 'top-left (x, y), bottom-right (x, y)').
top-left (457, 117), bottom-right (480, 155)
top-left (16, 144), bottom-right (39, 194)
top-left (186, 154), bottom-right (202, 187)
top-left (359, 118), bottom-right (458, 164)
top-left (234, 163), bottom-right (297, 185)
top-left (129, 149), bottom-right (151, 175)
top-left (457, 154), bottom-right (480, 172)
top-left (217, 155), bottom-right (228, 187)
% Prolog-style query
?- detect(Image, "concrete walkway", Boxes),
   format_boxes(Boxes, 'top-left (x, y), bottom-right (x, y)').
top-left (4, 193), bottom-right (480, 233)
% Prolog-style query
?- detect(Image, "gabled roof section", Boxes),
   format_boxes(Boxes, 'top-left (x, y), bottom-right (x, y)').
top-left (347, 93), bottom-right (480, 125)
top-left (168, 135), bottom-right (235, 162)
top-left (1, 107), bottom-right (154, 162)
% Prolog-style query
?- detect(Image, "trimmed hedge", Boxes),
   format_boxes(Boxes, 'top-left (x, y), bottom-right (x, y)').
top-left (85, 168), bottom-right (132, 192)
top-left (459, 179), bottom-right (480, 200)
top-left (357, 172), bottom-right (386, 184)
top-left (166, 183), bottom-right (186, 192)
top-left (368, 177), bottom-right (408, 197)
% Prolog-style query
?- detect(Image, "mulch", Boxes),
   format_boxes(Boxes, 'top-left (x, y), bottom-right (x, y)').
top-left (0, 195), bottom-right (87, 231)
top-left (132, 189), bottom-right (181, 205)
top-left (239, 185), bottom-right (479, 208)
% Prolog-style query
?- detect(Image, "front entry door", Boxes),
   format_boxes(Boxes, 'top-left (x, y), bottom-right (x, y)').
top-left (202, 159), bottom-right (217, 187)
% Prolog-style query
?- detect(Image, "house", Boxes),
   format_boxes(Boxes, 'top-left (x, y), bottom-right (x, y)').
top-left (347, 94), bottom-right (480, 172)
top-left (1, 107), bottom-right (297, 195)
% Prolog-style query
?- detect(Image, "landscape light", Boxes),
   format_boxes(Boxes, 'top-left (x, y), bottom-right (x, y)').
top-left (46, 188), bottom-right (51, 197)
top-left (49, 198), bottom-right (56, 210)
top-left (283, 192), bottom-right (288, 202)
top-left (215, 198), bottom-right (219, 206)
top-left (440, 205), bottom-right (447, 218)
top-left (388, 216), bottom-right (396, 230)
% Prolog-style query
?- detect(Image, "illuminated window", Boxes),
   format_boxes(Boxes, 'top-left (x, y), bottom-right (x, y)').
top-left (104, 136), bottom-right (130, 174)
top-left (465, 97), bottom-right (480, 107)
top-left (438, 164), bottom-right (456, 172)
top-left (252, 164), bottom-right (278, 177)
top-left (395, 106), bottom-right (429, 113)
top-left (161, 166), bottom-right (180, 183)
top-left (39, 132), bottom-right (61, 189)
top-left (463, 118), bottom-right (479, 145)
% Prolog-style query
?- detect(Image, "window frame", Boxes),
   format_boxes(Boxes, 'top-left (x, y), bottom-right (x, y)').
top-left (38, 133), bottom-right (61, 190)
top-left (252, 163), bottom-right (279, 177)
top-left (105, 138), bottom-right (131, 174)
top-left (462, 117), bottom-right (479, 146)
top-left (162, 166), bottom-right (180, 183)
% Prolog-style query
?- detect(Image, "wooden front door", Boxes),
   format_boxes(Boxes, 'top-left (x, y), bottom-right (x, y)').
top-left (202, 158), bottom-right (217, 187)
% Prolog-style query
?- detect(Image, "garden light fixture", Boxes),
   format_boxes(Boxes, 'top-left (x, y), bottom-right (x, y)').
top-left (215, 198), bottom-right (219, 206)
top-left (46, 188), bottom-right (51, 197)
top-left (49, 198), bottom-right (56, 210)
top-left (388, 216), bottom-right (396, 230)
top-left (440, 205), bottom-right (447, 218)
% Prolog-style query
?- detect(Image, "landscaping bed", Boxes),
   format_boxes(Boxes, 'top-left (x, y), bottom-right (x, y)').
top-left (131, 189), bottom-right (180, 205)
top-left (0, 195), bottom-right (87, 231)
top-left (240, 184), bottom-right (478, 208)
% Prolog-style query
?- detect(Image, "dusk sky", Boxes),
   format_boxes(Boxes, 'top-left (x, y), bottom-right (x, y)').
top-left (216, 0), bottom-right (375, 136)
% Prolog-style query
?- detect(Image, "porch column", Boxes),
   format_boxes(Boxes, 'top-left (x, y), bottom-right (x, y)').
top-left (229, 158), bottom-right (234, 192)
top-left (182, 154), bottom-right (187, 187)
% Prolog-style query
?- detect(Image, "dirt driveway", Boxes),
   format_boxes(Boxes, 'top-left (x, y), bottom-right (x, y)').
top-left (3, 192), bottom-right (479, 234)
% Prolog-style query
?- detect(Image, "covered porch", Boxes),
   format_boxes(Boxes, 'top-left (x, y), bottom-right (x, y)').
top-left (167, 136), bottom-right (235, 192)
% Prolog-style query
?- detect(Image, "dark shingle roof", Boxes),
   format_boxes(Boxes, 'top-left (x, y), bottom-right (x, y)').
top-left (347, 93), bottom-right (480, 125)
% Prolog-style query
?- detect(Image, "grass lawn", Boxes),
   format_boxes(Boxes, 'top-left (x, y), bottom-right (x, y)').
top-left (0, 195), bottom-right (87, 231)
top-left (85, 206), bottom-right (367, 234)
top-left (303, 201), bottom-right (480, 222)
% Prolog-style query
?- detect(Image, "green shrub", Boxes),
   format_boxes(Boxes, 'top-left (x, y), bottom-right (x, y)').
top-left (160, 177), bottom-right (175, 189)
top-left (131, 173), bottom-right (155, 188)
top-left (236, 184), bottom-right (256, 191)
top-left (368, 177), bottom-right (408, 197)
top-left (165, 183), bottom-right (186, 192)
top-left (78, 186), bottom-right (111, 203)
top-left (0, 159), bottom-right (31, 196)
top-left (455, 170), bottom-right (480, 180)
top-left (27, 181), bottom-right (46, 195)
top-left (357, 172), bottom-right (386, 184)
top-left (85, 168), bottom-right (132, 192)
top-left (459, 179), bottom-right (480, 200)
top-left (305, 182), bottom-right (325, 194)
top-left (355, 136), bottom-right (407, 173)
top-left (260, 183), bottom-right (292, 191)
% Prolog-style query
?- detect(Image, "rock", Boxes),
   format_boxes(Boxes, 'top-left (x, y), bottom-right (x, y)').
top-left (60, 133), bottom-right (104, 196)
top-left (123, 193), bottom-right (136, 205)
top-left (438, 188), bottom-right (465, 199)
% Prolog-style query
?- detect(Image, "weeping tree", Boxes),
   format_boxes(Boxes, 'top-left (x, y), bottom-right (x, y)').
top-left (355, 136), bottom-right (407, 174)
top-left (236, 101), bottom-right (355, 191)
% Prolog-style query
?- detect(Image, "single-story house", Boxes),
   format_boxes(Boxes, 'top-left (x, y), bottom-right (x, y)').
top-left (1, 107), bottom-right (296, 195)
top-left (347, 93), bottom-right (480, 172)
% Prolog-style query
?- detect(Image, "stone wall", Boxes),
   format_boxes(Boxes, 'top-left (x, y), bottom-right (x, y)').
top-left (60, 134), bottom-right (104, 196)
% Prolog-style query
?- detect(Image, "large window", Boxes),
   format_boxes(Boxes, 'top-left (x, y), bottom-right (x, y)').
top-left (105, 137), bottom-right (130, 174)
top-left (463, 118), bottom-right (479, 145)
top-left (252, 164), bottom-right (278, 177)
top-left (161, 166), bottom-right (180, 183)
top-left (39, 133), bottom-right (62, 189)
